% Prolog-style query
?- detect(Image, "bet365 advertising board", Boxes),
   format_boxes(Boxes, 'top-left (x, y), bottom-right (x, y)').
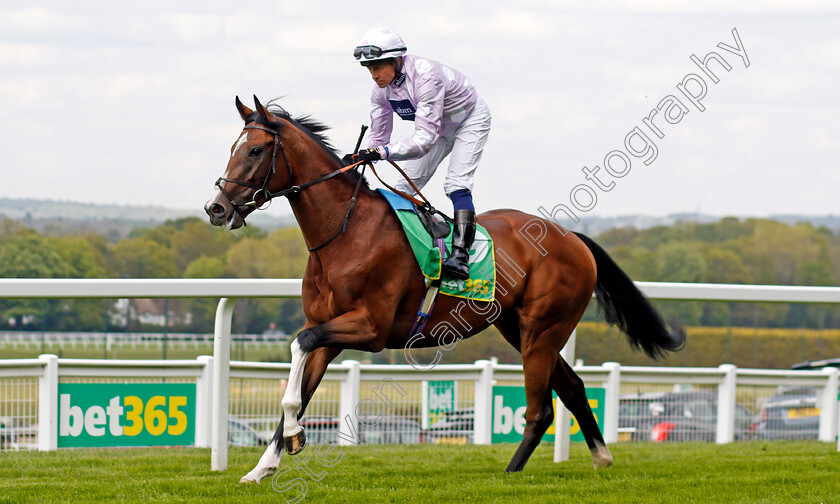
top-left (57, 383), bottom-right (196, 447)
top-left (491, 385), bottom-right (605, 443)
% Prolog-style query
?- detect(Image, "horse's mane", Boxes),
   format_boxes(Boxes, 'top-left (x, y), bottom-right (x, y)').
top-left (253, 99), bottom-right (369, 187)
top-left (264, 100), bottom-right (339, 155)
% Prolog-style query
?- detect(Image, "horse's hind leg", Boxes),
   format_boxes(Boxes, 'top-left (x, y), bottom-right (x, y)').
top-left (551, 356), bottom-right (613, 470)
top-left (505, 343), bottom-right (559, 473)
top-left (495, 314), bottom-right (555, 473)
top-left (505, 384), bottom-right (555, 473)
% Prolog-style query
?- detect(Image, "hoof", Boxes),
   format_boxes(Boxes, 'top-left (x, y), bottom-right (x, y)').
top-left (238, 476), bottom-right (259, 485)
top-left (284, 430), bottom-right (306, 455)
top-left (593, 458), bottom-right (614, 470)
top-left (591, 443), bottom-right (613, 470)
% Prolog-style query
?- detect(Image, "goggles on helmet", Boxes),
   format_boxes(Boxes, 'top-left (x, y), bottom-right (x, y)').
top-left (353, 45), bottom-right (406, 60)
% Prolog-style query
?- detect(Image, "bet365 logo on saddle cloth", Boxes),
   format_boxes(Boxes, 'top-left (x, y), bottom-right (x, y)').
top-left (377, 188), bottom-right (496, 302)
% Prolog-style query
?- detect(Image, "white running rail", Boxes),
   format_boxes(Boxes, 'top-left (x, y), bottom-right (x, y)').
top-left (1, 279), bottom-right (840, 470)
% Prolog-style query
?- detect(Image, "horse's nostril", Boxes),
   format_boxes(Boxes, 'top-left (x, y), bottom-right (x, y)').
top-left (211, 204), bottom-right (226, 216)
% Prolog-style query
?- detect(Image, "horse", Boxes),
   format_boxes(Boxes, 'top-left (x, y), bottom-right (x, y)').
top-left (204, 96), bottom-right (685, 484)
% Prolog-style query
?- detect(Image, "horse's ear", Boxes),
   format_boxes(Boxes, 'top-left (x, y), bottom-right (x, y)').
top-left (253, 95), bottom-right (270, 120)
top-left (235, 96), bottom-right (252, 121)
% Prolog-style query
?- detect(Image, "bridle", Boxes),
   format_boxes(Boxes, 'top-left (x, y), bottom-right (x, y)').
top-left (215, 124), bottom-right (291, 214)
top-left (214, 122), bottom-right (367, 252)
top-left (215, 120), bottom-right (447, 252)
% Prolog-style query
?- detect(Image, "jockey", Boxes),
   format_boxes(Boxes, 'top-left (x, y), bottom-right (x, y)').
top-left (352, 27), bottom-right (492, 280)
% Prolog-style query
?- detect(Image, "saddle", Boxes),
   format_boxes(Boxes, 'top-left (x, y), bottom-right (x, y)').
top-left (413, 204), bottom-right (451, 240)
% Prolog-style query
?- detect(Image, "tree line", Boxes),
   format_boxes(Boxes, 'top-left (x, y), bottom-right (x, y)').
top-left (2, 215), bottom-right (839, 340)
top-left (586, 217), bottom-right (840, 329)
top-left (0, 217), bottom-right (307, 335)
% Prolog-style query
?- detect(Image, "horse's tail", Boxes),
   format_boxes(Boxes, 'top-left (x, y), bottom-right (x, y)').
top-left (574, 232), bottom-right (686, 359)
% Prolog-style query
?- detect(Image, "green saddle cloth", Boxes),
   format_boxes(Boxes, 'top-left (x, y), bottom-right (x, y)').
top-left (378, 189), bottom-right (495, 302)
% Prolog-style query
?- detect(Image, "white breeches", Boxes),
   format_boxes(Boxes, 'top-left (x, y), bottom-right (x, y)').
top-left (395, 97), bottom-right (491, 197)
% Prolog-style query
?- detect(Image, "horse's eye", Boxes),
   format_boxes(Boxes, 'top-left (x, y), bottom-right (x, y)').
top-left (249, 147), bottom-right (263, 157)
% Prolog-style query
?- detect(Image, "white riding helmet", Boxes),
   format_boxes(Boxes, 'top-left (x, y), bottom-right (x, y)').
top-left (353, 27), bottom-right (407, 64)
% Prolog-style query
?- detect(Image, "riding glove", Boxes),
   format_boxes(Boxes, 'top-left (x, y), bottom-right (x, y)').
top-left (355, 147), bottom-right (382, 162)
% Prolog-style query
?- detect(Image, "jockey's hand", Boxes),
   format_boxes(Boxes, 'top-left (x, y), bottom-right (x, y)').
top-left (355, 147), bottom-right (381, 162)
top-left (341, 153), bottom-right (355, 165)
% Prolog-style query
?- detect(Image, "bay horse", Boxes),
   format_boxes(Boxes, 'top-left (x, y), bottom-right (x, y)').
top-left (204, 96), bottom-right (685, 484)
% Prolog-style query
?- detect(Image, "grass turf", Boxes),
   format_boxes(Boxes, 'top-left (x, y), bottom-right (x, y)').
top-left (1, 441), bottom-right (838, 503)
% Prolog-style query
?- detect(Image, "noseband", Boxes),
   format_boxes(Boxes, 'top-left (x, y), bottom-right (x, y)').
top-left (214, 122), bottom-right (367, 251)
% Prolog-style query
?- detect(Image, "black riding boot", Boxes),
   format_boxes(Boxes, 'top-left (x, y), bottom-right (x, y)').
top-left (442, 210), bottom-right (476, 280)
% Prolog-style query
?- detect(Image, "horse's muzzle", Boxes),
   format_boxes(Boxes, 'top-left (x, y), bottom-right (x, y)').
top-left (204, 190), bottom-right (245, 230)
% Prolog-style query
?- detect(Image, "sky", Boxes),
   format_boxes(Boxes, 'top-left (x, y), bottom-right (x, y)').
top-left (1, 1), bottom-right (838, 224)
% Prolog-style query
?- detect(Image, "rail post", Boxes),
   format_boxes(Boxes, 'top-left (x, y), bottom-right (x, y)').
top-left (602, 362), bottom-right (621, 444)
top-left (818, 367), bottom-right (839, 443)
top-left (211, 297), bottom-right (237, 471)
top-left (37, 354), bottom-right (58, 451)
top-left (338, 360), bottom-right (361, 446)
top-left (716, 364), bottom-right (737, 444)
top-left (195, 355), bottom-right (214, 448)
top-left (473, 359), bottom-right (493, 445)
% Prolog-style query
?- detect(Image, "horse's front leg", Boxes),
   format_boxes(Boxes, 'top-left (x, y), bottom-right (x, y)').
top-left (281, 308), bottom-right (383, 455)
top-left (280, 338), bottom-right (310, 454)
top-left (241, 347), bottom-right (341, 484)
top-left (239, 412), bottom-right (288, 485)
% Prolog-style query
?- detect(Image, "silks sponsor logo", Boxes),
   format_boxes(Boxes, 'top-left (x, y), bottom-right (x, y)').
top-left (58, 383), bottom-right (196, 447)
top-left (491, 385), bottom-right (604, 443)
top-left (389, 98), bottom-right (416, 121)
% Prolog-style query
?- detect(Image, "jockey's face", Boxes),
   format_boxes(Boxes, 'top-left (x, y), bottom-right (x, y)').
top-left (365, 59), bottom-right (397, 88)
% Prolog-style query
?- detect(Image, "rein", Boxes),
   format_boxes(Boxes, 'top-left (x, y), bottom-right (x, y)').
top-left (307, 163), bottom-right (367, 252)
top-left (215, 123), bottom-right (367, 252)
top-left (367, 160), bottom-right (452, 223)
top-left (216, 121), bottom-right (446, 252)
top-left (216, 124), bottom-right (359, 211)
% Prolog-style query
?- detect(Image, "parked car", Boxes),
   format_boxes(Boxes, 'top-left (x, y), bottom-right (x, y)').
top-left (229, 415), bottom-right (268, 447)
top-left (421, 408), bottom-right (474, 445)
top-left (618, 393), bottom-right (665, 441)
top-left (619, 390), bottom-right (756, 442)
top-left (299, 415), bottom-right (422, 445)
top-left (791, 358), bottom-right (840, 370)
top-left (754, 386), bottom-right (819, 440)
top-left (752, 358), bottom-right (838, 440)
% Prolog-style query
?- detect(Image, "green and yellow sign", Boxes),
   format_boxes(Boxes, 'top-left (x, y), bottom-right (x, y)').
top-left (491, 385), bottom-right (605, 443)
top-left (57, 383), bottom-right (196, 448)
top-left (427, 380), bottom-right (456, 425)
